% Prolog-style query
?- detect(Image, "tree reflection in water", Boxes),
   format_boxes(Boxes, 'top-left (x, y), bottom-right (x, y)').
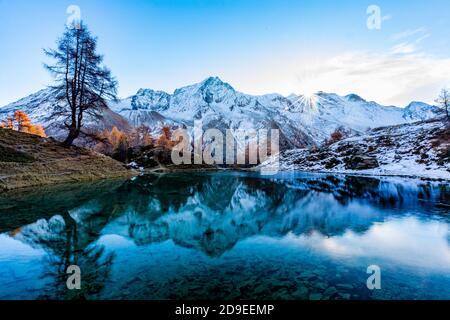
top-left (0, 172), bottom-right (448, 300)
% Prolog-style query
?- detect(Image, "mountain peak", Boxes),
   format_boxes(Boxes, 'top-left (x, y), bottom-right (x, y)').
top-left (345, 93), bottom-right (366, 102)
top-left (201, 76), bottom-right (223, 84)
top-left (136, 88), bottom-right (153, 95)
top-left (130, 88), bottom-right (171, 111)
top-left (135, 88), bottom-right (169, 96)
top-left (199, 76), bottom-right (234, 91)
top-left (403, 101), bottom-right (440, 113)
top-left (405, 101), bottom-right (430, 108)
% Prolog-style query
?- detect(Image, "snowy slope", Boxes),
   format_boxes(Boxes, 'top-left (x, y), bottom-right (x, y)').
top-left (259, 118), bottom-right (450, 180)
top-left (0, 88), bottom-right (131, 140)
top-left (283, 93), bottom-right (442, 142)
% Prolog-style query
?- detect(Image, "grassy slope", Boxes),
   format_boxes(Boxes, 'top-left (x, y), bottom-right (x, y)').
top-left (0, 128), bottom-right (136, 191)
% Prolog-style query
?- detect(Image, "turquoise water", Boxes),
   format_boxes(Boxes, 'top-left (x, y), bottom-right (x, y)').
top-left (0, 172), bottom-right (449, 300)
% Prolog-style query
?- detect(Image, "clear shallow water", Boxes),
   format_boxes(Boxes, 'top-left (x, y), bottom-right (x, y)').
top-left (0, 171), bottom-right (449, 300)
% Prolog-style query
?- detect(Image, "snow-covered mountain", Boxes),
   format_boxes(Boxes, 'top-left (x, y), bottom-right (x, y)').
top-left (111, 77), bottom-right (442, 145)
top-left (281, 92), bottom-right (442, 142)
top-left (1, 76), bottom-right (442, 147)
top-left (111, 77), bottom-right (315, 148)
top-left (0, 88), bottom-right (131, 140)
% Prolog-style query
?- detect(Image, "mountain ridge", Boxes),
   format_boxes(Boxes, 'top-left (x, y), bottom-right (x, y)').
top-left (0, 77), bottom-right (443, 147)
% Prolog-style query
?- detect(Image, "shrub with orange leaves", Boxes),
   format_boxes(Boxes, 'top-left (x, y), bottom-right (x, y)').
top-left (28, 124), bottom-right (47, 138)
top-left (94, 126), bottom-right (130, 156)
top-left (325, 126), bottom-right (349, 146)
top-left (0, 110), bottom-right (46, 137)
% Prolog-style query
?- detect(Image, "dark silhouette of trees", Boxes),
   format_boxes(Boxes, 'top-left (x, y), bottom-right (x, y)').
top-left (44, 22), bottom-right (118, 146)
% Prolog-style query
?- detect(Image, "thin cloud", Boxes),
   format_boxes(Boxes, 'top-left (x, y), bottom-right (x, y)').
top-left (391, 27), bottom-right (428, 41)
top-left (391, 42), bottom-right (417, 54)
top-left (292, 28), bottom-right (448, 106)
top-left (391, 30), bottom-right (430, 55)
top-left (294, 50), bottom-right (450, 106)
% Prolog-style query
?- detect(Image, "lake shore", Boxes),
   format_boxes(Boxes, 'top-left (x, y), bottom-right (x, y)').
top-left (258, 118), bottom-right (450, 182)
top-left (0, 128), bottom-right (137, 191)
top-left (132, 164), bottom-right (450, 182)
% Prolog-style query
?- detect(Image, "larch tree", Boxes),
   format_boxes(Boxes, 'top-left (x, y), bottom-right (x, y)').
top-left (28, 124), bottom-right (47, 138)
top-left (44, 21), bottom-right (118, 146)
top-left (109, 126), bottom-right (125, 148)
top-left (1, 110), bottom-right (46, 137)
top-left (436, 88), bottom-right (450, 122)
top-left (14, 110), bottom-right (32, 132)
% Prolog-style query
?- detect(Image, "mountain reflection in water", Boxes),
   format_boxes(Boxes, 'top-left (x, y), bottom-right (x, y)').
top-left (0, 172), bottom-right (449, 300)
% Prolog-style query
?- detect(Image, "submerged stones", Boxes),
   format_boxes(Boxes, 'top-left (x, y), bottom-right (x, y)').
top-left (324, 286), bottom-right (338, 297)
top-left (309, 293), bottom-right (323, 300)
top-left (292, 286), bottom-right (309, 298)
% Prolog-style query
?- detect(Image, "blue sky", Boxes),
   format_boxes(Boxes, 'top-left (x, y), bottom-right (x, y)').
top-left (1, 0), bottom-right (450, 106)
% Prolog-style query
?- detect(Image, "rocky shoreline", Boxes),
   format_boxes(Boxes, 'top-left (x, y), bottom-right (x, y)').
top-left (259, 118), bottom-right (450, 181)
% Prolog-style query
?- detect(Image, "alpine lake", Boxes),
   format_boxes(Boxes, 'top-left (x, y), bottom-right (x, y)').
top-left (0, 171), bottom-right (449, 300)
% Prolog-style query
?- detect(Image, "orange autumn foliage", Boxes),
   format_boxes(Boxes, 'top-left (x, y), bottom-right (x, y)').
top-left (94, 125), bottom-right (181, 157)
top-left (94, 127), bottom-right (124, 153)
top-left (109, 126), bottom-right (125, 149)
top-left (14, 110), bottom-right (31, 132)
top-left (324, 126), bottom-right (350, 146)
top-left (156, 126), bottom-right (180, 149)
top-left (0, 110), bottom-right (47, 137)
top-left (28, 124), bottom-right (47, 137)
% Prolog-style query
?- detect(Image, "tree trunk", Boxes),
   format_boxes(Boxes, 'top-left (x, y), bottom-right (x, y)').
top-left (63, 128), bottom-right (80, 147)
